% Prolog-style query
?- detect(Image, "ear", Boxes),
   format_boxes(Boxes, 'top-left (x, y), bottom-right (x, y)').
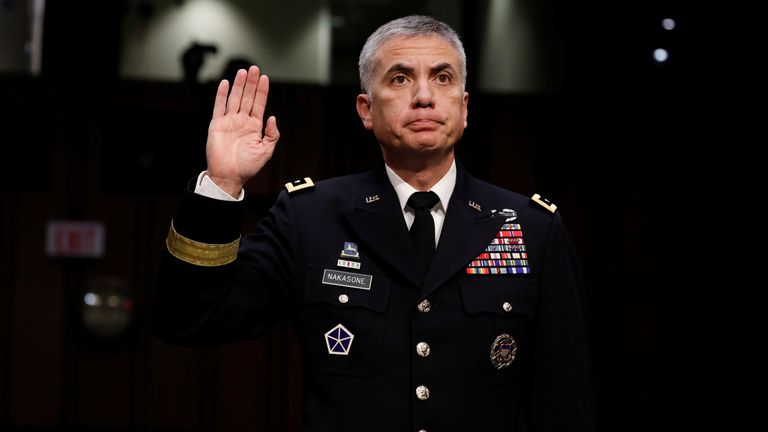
top-left (356, 93), bottom-right (373, 130)
top-left (462, 91), bottom-right (469, 128)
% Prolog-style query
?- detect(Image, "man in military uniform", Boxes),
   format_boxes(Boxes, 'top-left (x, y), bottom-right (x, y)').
top-left (152, 15), bottom-right (593, 431)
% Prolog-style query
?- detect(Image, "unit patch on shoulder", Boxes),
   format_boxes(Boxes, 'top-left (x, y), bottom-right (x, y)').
top-left (530, 193), bottom-right (557, 213)
top-left (285, 177), bottom-right (315, 194)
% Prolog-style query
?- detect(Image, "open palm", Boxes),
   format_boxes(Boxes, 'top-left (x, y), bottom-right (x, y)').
top-left (206, 66), bottom-right (280, 197)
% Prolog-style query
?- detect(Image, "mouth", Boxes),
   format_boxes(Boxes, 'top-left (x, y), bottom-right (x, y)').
top-left (407, 119), bottom-right (442, 131)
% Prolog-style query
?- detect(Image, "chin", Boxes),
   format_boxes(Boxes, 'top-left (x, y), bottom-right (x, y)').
top-left (402, 141), bottom-right (438, 152)
top-left (407, 134), bottom-right (445, 150)
top-left (410, 144), bottom-right (452, 159)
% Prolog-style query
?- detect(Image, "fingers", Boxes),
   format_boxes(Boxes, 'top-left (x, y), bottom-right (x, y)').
top-left (225, 69), bottom-right (247, 115)
top-left (250, 74), bottom-right (270, 120)
top-left (212, 79), bottom-right (229, 119)
top-left (239, 65), bottom-right (261, 114)
top-left (216, 66), bottom-right (274, 145)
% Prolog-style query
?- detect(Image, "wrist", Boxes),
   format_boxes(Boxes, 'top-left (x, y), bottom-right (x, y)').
top-left (207, 175), bottom-right (243, 198)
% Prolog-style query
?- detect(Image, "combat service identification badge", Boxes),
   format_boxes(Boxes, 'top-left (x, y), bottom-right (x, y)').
top-left (490, 333), bottom-right (517, 370)
top-left (337, 241), bottom-right (362, 270)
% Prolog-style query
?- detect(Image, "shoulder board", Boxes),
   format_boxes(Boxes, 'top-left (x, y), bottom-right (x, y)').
top-left (530, 193), bottom-right (557, 214)
top-left (285, 177), bottom-right (315, 194)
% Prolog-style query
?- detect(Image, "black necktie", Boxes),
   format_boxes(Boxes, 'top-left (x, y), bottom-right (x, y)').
top-left (407, 191), bottom-right (440, 273)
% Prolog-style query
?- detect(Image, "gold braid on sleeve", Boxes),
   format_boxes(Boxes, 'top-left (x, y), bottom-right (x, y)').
top-left (166, 221), bottom-right (240, 267)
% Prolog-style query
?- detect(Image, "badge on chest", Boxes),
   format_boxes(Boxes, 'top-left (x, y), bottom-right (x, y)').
top-left (322, 241), bottom-right (373, 289)
top-left (466, 222), bottom-right (531, 275)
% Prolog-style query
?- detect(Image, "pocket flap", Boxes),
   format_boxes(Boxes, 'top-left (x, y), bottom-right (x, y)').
top-left (459, 277), bottom-right (537, 318)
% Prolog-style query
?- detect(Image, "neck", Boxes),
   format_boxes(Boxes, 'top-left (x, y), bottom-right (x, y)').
top-left (384, 151), bottom-right (454, 191)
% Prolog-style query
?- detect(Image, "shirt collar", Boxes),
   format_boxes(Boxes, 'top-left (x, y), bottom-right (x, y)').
top-left (385, 159), bottom-right (457, 212)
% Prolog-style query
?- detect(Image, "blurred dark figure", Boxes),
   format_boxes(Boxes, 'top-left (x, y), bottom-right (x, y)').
top-left (181, 41), bottom-right (218, 83)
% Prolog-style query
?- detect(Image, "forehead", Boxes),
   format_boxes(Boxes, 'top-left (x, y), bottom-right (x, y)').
top-left (373, 35), bottom-right (460, 70)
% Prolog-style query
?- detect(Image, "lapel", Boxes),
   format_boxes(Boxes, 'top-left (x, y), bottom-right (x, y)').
top-left (342, 167), bottom-right (423, 287)
top-left (341, 162), bottom-right (506, 293)
top-left (420, 163), bottom-right (506, 298)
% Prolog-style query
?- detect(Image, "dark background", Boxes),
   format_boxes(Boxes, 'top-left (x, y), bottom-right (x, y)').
top-left (1, 0), bottom-right (765, 431)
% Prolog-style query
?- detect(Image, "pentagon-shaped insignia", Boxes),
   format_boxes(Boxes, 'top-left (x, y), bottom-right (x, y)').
top-left (325, 323), bottom-right (354, 355)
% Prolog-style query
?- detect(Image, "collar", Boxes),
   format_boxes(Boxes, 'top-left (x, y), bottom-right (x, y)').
top-left (385, 159), bottom-right (457, 212)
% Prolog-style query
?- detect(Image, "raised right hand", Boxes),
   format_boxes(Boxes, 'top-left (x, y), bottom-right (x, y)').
top-left (205, 65), bottom-right (280, 197)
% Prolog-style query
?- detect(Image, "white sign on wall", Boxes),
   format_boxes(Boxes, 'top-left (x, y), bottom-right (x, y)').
top-left (46, 221), bottom-right (106, 258)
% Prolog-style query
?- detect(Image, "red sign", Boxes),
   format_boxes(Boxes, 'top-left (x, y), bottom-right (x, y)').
top-left (46, 221), bottom-right (106, 258)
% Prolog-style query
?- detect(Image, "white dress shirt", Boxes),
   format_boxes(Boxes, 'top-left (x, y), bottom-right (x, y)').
top-left (384, 160), bottom-right (456, 246)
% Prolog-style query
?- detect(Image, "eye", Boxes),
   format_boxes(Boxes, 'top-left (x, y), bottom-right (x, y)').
top-left (391, 75), bottom-right (407, 85)
top-left (436, 73), bottom-right (451, 83)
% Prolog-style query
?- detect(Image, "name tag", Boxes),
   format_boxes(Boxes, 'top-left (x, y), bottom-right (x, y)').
top-left (322, 269), bottom-right (372, 290)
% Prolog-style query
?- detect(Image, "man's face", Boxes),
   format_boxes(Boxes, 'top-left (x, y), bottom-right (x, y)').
top-left (356, 35), bottom-right (469, 162)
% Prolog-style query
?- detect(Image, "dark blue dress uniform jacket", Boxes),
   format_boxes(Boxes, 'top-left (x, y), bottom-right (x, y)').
top-left (152, 161), bottom-right (594, 431)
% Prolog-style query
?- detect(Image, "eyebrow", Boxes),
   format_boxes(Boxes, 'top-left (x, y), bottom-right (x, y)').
top-left (431, 62), bottom-right (454, 75)
top-left (384, 62), bottom-right (456, 78)
top-left (384, 63), bottom-right (414, 77)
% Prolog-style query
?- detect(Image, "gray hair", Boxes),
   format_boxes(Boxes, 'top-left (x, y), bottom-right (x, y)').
top-left (358, 15), bottom-right (467, 94)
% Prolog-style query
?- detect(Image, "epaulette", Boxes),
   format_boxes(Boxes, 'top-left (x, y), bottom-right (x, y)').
top-left (285, 177), bottom-right (315, 194)
top-left (530, 193), bottom-right (557, 214)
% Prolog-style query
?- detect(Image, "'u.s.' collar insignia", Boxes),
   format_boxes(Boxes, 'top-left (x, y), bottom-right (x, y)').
top-left (468, 200), bottom-right (481, 211)
top-left (284, 177), bottom-right (314, 194)
top-left (365, 194), bottom-right (380, 203)
top-left (325, 324), bottom-right (354, 355)
top-left (489, 333), bottom-right (517, 370)
top-left (531, 193), bottom-right (557, 213)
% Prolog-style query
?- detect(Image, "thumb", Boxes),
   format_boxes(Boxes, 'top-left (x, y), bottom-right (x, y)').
top-left (264, 116), bottom-right (280, 145)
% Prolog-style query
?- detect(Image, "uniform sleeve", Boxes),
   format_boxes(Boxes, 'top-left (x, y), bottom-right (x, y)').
top-left (529, 213), bottom-right (595, 431)
top-left (150, 180), bottom-right (296, 346)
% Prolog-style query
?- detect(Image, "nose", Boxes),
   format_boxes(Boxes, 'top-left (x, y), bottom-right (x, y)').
top-left (411, 79), bottom-right (434, 108)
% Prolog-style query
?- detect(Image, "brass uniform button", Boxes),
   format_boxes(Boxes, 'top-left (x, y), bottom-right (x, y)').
top-left (415, 385), bottom-right (430, 400)
top-left (502, 301), bottom-right (513, 312)
top-left (338, 294), bottom-right (349, 304)
top-left (416, 342), bottom-right (431, 357)
top-left (417, 299), bottom-right (431, 313)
